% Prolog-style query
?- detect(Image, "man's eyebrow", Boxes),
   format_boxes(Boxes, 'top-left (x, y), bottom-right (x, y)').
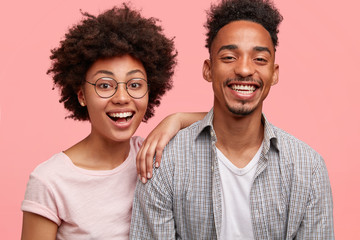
top-left (217, 44), bottom-right (238, 54)
top-left (254, 46), bottom-right (272, 55)
top-left (217, 45), bottom-right (272, 56)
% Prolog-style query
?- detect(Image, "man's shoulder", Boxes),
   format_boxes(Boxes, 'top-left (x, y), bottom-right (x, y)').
top-left (169, 120), bottom-right (206, 146)
top-left (270, 123), bottom-right (322, 160)
top-left (268, 124), bottom-right (328, 181)
top-left (160, 120), bottom-right (210, 167)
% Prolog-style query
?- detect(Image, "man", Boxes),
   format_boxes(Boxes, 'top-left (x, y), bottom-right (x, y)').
top-left (130, 0), bottom-right (334, 239)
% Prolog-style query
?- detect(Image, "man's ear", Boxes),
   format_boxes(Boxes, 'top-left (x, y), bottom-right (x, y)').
top-left (271, 64), bottom-right (279, 86)
top-left (77, 88), bottom-right (86, 107)
top-left (202, 59), bottom-right (212, 83)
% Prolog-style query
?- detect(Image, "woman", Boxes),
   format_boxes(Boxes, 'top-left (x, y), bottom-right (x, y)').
top-left (21, 4), bottom-right (203, 239)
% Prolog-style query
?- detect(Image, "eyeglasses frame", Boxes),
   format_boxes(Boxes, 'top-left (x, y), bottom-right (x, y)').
top-left (85, 77), bottom-right (150, 99)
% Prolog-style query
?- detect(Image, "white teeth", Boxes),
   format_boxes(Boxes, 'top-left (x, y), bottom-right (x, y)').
top-left (109, 112), bottom-right (133, 118)
top-left (231, 84), bottom-right (256, 92)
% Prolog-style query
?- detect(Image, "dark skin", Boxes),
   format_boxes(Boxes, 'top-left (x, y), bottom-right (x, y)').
top-left (202, 20), bottom-right (278, 167)
top-left (21, 56), bottom-right (204, 238)
top-left (139, 20), bottom-right (279, 177)
top-left (21, 212), bottom-right (58, 240)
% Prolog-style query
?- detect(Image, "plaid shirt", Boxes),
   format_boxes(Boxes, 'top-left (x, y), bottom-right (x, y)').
top-left (130, 109), bottom-right (334, 239)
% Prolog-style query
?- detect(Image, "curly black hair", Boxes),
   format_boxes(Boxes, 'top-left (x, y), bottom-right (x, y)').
top-left (48, 3), bottom-right (177, 122)
top-left (205, 0), bottom-right (283, 53)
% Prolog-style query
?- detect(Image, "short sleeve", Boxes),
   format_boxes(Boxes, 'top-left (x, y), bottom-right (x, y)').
top-left (132, 136), bottom-right (144, 150)
top-left (21, 173), bottom-right (61, 225)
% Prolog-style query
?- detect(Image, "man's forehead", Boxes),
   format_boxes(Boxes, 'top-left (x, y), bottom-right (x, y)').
top-left (211, 20), bottom-right (275, 54)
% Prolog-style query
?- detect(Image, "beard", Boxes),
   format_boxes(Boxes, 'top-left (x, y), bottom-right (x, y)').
top-left (226, 102), bottom-right (256, 116)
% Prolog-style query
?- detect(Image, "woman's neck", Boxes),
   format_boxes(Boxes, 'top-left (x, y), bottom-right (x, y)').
top-left (64, 133), bottom-right (131, 170)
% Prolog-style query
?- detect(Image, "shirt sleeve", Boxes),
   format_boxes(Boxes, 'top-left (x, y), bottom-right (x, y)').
top-left (21, 173), bottom-right (61, 226)
top-left (296, 155), bottom-right (334, 239)
top-left (130, 152), bottom-right (176, 239)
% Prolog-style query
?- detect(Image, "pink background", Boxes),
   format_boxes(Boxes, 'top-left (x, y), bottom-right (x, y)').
top-left (1, 0), bottom-right (359, 238)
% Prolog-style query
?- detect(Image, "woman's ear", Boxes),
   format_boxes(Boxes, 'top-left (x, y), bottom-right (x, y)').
top-left (77, 88), bottom-right (86, 107)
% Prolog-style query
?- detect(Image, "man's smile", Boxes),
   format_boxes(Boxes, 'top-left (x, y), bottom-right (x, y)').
top-left (229, 84), bottom-right (257, 94)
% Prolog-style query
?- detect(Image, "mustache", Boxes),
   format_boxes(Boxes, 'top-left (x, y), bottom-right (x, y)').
top-left (223, 76), bottom-right (263, 88)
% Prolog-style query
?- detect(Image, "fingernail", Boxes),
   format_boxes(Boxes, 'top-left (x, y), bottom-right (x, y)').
top-left (142, 177), bottom-right (147, 184)
top-left (155, 162), bottom-right (159, 168)
top-left (138, 174), bottom-right (141, 180)
top-left (147, 172), bottom-right (151, 179)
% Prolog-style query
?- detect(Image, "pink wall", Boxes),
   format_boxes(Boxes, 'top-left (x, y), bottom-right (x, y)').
top-left (1, 0), bottom-right (359, 238)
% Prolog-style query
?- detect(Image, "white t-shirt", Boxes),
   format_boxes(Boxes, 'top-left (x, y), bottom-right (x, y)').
top-left (217, 143), bottom-right (263, 240)
top-left (21, 136), bottom-right (143, 240)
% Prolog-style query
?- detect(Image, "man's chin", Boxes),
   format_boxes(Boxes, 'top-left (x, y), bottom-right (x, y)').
top-left (227, 105), bottom-right (255, 116)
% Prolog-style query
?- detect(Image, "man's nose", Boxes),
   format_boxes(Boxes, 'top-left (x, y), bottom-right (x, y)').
top-left (234, 56), bottom-right (255, 77)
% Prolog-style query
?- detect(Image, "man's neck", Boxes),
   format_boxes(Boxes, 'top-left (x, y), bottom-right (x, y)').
top-left (213, 107), bottom-right (264, 168)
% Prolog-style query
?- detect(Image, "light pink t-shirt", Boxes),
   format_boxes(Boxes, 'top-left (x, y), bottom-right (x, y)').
top-left (21, 136), bottom-right (143, 240)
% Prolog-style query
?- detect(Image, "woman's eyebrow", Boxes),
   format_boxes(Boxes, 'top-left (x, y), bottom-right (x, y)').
top-left (92, 70), bottom-right (115, 78)
top-left (127, 69), bottom-right (146, 77)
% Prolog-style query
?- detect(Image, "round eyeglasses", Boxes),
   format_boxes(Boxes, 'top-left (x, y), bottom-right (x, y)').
top-left (86, 77), bottom-right (149, 99)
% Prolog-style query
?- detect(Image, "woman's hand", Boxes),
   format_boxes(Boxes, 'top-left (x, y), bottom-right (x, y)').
top-left (136, 112), bottom-right (206, 183)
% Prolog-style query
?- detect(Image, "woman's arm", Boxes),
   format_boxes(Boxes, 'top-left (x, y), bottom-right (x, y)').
top-left (21, 212), bottom-right (58, 240)
top-left (136, 112), bottom-right (206, 183)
